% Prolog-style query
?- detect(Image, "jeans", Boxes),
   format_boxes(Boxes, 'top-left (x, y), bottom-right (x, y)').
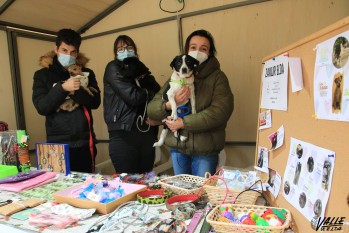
top-left (171, 149), bottom-right (218, 177)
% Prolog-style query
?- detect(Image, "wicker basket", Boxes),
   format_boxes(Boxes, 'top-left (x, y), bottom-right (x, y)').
top-left (206, 204), bottom-right (291, 233)
top-left (204, 176), bottom-right (261, 206)
top-left (158, 174), bottom-right (209, 195)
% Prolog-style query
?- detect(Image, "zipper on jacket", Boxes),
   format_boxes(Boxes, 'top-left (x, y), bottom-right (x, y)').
top-left (113, 115), bottom-right (116, 122)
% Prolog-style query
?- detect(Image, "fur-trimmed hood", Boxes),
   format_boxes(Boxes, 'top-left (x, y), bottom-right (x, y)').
top-left (39, 51), bottom-right (90, 68)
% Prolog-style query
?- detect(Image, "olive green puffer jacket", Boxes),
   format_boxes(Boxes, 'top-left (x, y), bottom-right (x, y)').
top-left (147, 56), bottom-right (234, 156)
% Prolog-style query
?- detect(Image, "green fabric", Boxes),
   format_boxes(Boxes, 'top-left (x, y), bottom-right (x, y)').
top-left (147, 57), bottom-right (234, 156)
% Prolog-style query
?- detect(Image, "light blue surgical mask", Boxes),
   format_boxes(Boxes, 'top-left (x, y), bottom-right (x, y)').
top-left (58, 53), bottom-right (76, 67)
top-left (117, 50), bottom-right (136, 61)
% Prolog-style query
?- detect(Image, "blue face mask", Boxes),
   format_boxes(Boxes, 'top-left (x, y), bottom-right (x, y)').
top-left (58, 53), bottom-right (76, 67)
top-left (117, 50), bottom-right (136, 61)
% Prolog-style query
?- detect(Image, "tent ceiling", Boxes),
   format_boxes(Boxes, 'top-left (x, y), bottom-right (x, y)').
top-left (0, 0), bottom-right (127, 35)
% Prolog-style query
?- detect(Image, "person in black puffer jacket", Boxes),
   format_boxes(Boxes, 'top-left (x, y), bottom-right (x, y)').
top-left (32, 28), bottom-right (101, 173)
top-left (103, 35), bottom-right (160, 174)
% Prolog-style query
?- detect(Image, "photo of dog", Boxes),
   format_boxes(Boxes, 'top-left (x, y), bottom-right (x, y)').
top-left (332, 72), bottom-right (343, 113)
top-left (283, 181), bottom-right (290, 195)
top-left (293, 161), bottom-right (302, 185)
top-left (296, 144), bottom-right (303, 159)
top-left (332, 36), bottom-right (349, 68)
top-left (153, 55), bottom-right (199, 147)
top-left (314, 199), bottom-right (322, 217)
top-left (322, 159), bottom-right (331, 190)
top-left (257, 148), bottom-right (264, 168)
top-left (307, 156), bottom-right (314, 173)
top-left (299, 192), bottom-right (307, 208)
top-left (58, 65), bottom-right (97, 112)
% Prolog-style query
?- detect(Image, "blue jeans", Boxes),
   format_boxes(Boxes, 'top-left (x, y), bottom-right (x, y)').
top-left (171, 149), bottom-right (218, 177)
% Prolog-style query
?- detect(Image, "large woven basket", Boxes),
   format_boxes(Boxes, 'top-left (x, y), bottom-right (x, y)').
top-left (204, 176), bottom-right (261, 206)
top-left (158, 174), bottom-right (209, 195)
top-left (206, 204), bottom-right (291, 233)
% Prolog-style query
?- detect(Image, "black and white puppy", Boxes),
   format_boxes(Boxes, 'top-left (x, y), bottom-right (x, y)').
top-left (153, 55), bottom-right (199, 147)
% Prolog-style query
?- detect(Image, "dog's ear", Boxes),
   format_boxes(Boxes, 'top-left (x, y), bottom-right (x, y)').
top-left (170, 56), bottom-right (181, 70)
top-left (186, 55), bottom-right (200, 69)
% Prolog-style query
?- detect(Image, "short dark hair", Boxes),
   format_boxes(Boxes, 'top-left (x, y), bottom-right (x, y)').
top-left (56, 29), bottom-right (81, 51)
top-left (113, 35), bottom-right (138, 57)
top-left (184, 29), bottom-right (216, 57)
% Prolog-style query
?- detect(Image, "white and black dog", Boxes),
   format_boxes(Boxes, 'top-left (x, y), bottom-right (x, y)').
top-left (153, 55), bottom-right (199, 147)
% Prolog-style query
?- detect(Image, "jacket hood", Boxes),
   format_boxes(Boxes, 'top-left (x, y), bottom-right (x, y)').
top-left (39, 51), bottom-right (90, 68)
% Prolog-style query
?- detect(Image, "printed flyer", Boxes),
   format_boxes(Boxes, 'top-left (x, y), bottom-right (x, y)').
top-left (314, 30), bottom-right (349, 121)
top-left (283, 138), bottom-right (335, 222)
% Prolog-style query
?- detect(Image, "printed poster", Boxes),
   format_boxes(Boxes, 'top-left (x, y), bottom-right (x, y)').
top-left (283, 138), bottom-right (335, 222)
top-left (314, 30), bottom-right (349, 121)
top-left (261, 53), bottom-right (289, 111)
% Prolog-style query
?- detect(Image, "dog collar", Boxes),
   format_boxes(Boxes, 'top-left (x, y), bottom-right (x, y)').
top-left (170, 79), bottom-right (186, 86)
top-left (165, 194), bottom-right (199, 211)
top-left (137, 189), bottom-right (172, 205)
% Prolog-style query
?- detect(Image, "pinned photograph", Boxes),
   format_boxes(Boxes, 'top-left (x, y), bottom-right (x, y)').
top-left (259, 110), bottom-right (272, 129)
top-left (255, 146), bottom-right (269, 173)
top-left (268, 125), bottom-right (284, 151)
top-left (267, 168), bottom-right (281, 198)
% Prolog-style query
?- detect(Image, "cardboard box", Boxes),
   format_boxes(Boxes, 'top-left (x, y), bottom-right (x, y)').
top-left (52, 181), bottom-right (147, 214)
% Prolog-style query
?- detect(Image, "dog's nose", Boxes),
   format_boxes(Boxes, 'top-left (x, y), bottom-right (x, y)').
top-left (181, 67), bottom-right (188, 74)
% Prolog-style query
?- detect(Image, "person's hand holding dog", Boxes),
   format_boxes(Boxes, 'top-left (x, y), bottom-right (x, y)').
top-left (165, 116), bottom-right (184, 132)
top-left (165, 86), bottom-right (190, 110)
top-left (62, 78), bottom-right (81, 94)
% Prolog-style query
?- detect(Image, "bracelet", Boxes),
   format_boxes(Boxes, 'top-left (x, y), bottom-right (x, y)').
top-left (173, 203), bottom-right (196, 221)
top-left (137, 189), bottom-right (172, 205)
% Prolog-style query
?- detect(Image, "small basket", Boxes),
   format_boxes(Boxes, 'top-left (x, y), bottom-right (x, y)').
top-left (158, 174), bottom-right (209, 195)
top-left (204, 176), bottom-right (261, 206)
top-left (206, 204), bottom-right (291, 233)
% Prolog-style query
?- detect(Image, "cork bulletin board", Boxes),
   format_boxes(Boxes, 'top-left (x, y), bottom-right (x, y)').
top-left (256, 16), bottom-right (349, 232)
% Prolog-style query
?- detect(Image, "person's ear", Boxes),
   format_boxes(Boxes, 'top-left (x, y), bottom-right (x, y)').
top-left (54, 46), bottom-right (58, 54)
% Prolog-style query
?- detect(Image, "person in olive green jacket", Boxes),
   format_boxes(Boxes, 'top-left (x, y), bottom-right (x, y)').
top-left (147, 29), bottom-right (234, 177)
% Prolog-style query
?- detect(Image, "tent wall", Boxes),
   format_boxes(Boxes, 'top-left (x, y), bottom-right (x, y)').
top-left (1, 0), bottom-right (349, 174)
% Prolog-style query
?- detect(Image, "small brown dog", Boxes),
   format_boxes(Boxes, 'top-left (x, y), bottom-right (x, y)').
top-left (58, 65), bottom-right (97, 112)
top-left (332, 72), bottom-right (343, 112)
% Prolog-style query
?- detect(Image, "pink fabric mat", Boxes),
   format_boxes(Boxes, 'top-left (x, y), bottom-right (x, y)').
top-left (0, 172), bottom-right (58, 192)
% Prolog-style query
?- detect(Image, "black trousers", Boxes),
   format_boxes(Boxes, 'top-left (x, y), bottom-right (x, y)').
top-left (109, 126), bottom-right (158, 174)
top-left (69, 145), bottom-right (97, 173)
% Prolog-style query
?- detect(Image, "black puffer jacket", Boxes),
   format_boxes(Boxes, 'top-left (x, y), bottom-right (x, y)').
top-left (103, 57), bottom-right (160, 132)
top-left (32, 51), bottom-right (101, 147)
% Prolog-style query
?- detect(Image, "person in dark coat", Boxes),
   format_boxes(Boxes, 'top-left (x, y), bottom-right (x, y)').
top-left (32, 28), bottom-right (101, 173)
top-left (103, 35), bottom-right (160, 174)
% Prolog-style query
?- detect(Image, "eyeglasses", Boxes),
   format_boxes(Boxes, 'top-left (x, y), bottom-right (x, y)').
top-left (117, 45), bottom-right (135, 53)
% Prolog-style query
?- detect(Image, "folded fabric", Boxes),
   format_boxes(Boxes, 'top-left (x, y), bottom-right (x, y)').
top-left (0, 170), bottom-right (46, 184)
top-left (0, 172), bottom-right (58, 192)
top-left (29, 211), bottom-right (79, 229)
top-left (0, 198), bottom-right (46, 216)
top-left (51, 203), bottom-right (96, 220)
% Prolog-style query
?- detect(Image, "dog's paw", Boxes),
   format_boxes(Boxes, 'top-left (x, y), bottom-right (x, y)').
top-left (153, 142), bottom-right (161, 147)
top-left (180, 136), bottom-right (188, 142)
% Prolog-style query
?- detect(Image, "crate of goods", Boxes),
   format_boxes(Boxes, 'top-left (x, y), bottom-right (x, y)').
top-left (158, 174), bottom-right (210, 195)
top-left (206, 204), bottom-right (291, 233)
